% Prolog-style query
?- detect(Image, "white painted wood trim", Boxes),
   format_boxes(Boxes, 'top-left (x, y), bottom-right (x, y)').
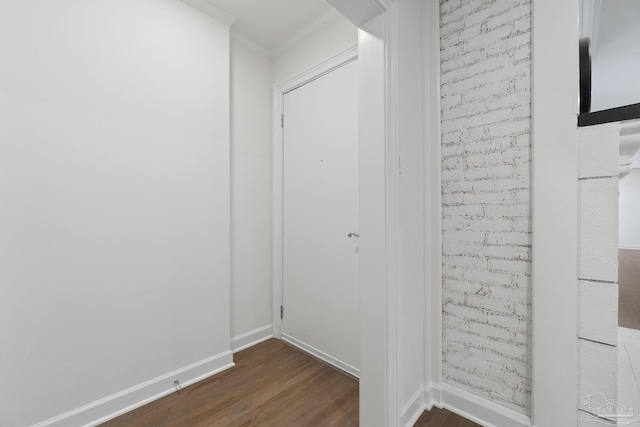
top-left (424, 381), bottom-right (442, 411)
top-left (384, 4), bottom-right (400, 427)
top-left (422, 0), bottom-right (443, 394)
top-left (231, 325), bottom-right (273, 353)
top-left (275, 45), bottom-right (359, 93)
top-left (230, 31), bottom-right (271, 58)
top-left (31, 351), bottom-right (234, 427)
top-left (356, 16), bottom-right (393, 427)
top-left (272, 9), bottom-right (342, 57)
top-left (272, 83), bottom-right (284, 340)
top-left (282, 333), bottom-right (360, 378)
top-left (180, 0), bottom-right (237, 25)
top-left (271, 46), bottom-right (359, 340)
top-left (404, 383), bottom-right (532, 427)
top-left (531, 0), bottom-right (579, 426)
top-left (440, 384), bottom-right (532, 427)
top-left (401, 386), bottom-right (427, 427)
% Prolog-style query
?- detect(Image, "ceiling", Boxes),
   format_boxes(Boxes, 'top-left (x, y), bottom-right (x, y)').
top-left (208, 0), bottom-right (334, 50)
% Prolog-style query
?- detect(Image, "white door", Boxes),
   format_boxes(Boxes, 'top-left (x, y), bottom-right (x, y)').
top-left (282, 60), bottom-right (359, 376)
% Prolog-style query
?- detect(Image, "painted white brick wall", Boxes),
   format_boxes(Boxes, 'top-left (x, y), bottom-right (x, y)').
top-left (577, 122), bottom-right (620, 179)
top-left (578, 178), bottom-right (619, 283)
top-left (578, 280), bottom-right (618, 346)
top-left (576, 124), bottom-right (619, 421)
top-left (578, 339), bottom-right (618, 422)
top-left (440, 0), bottom-right (532, 415)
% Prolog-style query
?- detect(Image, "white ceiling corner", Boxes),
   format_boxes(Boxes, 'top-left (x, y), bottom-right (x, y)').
top-left (181, 0), bottom-right (238, 25)
top-left (326, 0), bottom-right (386, 27)
top-left (207, 0), bottom-right (335, 51)
top-left (230, 31), bottom-right (272, 57)
top-left (271, 9), bottom-right (341, 56)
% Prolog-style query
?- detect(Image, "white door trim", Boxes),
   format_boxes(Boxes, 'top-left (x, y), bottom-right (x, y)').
top-left (357, 14), bottom-right (399, 426)
top-left (382, 7), bottom-right (399, 427)
top-left (271, 45), bottom-right (359, 339)
top-left (422, 0), bottom-right (443, 399)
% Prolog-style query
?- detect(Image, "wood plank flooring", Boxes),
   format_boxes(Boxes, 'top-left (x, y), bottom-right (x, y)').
top-left (101, 339), bottom-right (357, 426)
top-left (619, 249), bottom-right (640, 330)
top-left (100, 338), bottom-right (477, 426)
top-left (413, 408), bottom-right (481, 427)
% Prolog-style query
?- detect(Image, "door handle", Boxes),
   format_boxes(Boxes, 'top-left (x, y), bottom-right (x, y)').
top-left (348, 233), bottom-right (359, 238)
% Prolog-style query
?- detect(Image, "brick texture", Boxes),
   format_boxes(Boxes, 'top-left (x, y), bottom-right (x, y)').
top-left (440, 0), bottom-right (532, 414)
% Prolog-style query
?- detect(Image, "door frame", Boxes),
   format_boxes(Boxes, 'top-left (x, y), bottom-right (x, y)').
top-left (271, 45), bottom-right (359, 339)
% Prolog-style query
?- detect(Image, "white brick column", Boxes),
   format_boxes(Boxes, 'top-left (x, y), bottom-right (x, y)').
top-left (577, 122), bottom-right (620, 424)
top-left (440, 0), bottom-right (532, 415)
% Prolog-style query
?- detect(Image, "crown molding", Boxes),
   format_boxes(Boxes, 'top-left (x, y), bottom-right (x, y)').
top-left (230, 31), bottom-right (272, 57)
top-left (374, 0), bottom-right (396, 10)
top-left (326, 0), bottom-right (388, 27)
top-left (229, 8), bottom-right (343, 59)
top-left (181, 0), bottom-right (237, 26)
top-left (272, 9), bottom-right (341, 57)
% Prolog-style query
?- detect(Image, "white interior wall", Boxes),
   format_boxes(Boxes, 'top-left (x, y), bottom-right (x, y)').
top-left (0, 1), bottom-right (232, 425)
top-left (619, 168), bottom-right (640, 250)
top-left (230, 42), bottom-right (274, 344)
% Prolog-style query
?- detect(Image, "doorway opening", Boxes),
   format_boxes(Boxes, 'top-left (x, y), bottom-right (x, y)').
top-left (280, 58), bottom-right (360, 377)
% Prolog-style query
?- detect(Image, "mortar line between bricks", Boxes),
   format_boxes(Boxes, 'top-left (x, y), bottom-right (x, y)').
top-left (578, 278), bottom-right (617, 285)
top-left (578, 337), bottom-right (617, 348)
top-left (578, 175), bottom-right (618, 180)
top-left (578, 409), bottom-right (618, 424)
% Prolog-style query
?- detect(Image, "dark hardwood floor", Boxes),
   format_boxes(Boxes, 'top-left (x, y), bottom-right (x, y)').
top-left (413, 408), bottom-right (480, 427)
top-left (101, 339), bottom-right (357, 426)
top-left (619, 249), bottom-right (640, 330)
top-left (101, 338), bottom-right (477, 426)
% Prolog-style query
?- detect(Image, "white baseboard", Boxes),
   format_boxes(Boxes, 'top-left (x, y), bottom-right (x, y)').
top-left (404, 383), bottom-right (531, 427)
top-left (281, 333), bottom-right (359, 378)
top-left (32, 351), bottom-right (234, 427)
top-left (400, 383), bottom-right (443, 427)
top-left (440, 383), bottom-right (531, 427)
top-left (619, 244), bottom-right (640, 250)
top-left (424, 382), bottom-right (442, 411)
top-left (401, 386), bottom-right (428, 427)
top-left (231, 324), bottom-right (273, 353)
